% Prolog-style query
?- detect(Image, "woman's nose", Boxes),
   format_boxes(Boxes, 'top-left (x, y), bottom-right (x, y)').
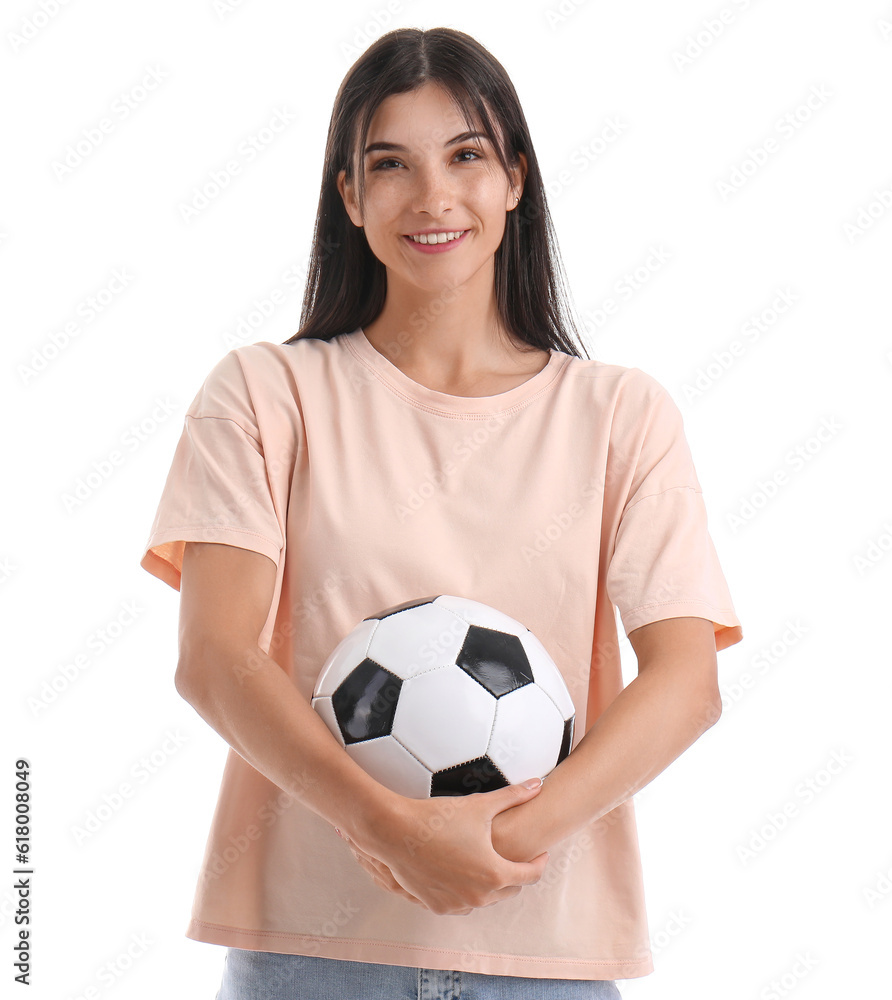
top-left (410, 167), bottom-right (454, 217)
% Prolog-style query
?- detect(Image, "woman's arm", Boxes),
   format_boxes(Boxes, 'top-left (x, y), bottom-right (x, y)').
top-left (175, 541), bottom-right (549, 915)
top-left (489, 615), bottom-right (723, 861)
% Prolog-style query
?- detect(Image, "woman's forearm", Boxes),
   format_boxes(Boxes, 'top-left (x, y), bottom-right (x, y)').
top-left (491, 653), bottom-right (721, 862)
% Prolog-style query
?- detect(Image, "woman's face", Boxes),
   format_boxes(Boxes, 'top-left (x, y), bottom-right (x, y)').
top-left (337, 82), bottom-right (526, 296)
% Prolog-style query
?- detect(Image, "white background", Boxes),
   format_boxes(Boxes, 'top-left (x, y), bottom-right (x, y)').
top-left (3, 1), bottom-right (891, 997)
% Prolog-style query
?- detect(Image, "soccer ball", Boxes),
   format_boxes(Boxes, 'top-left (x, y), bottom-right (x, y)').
top-left (311, 594), bottom-right (575, 798)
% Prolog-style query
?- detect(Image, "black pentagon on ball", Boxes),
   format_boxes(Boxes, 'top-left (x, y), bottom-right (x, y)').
top-left (431, 756), bottom-right (510, 796)
top-left (332, 659), bottom-right (402, 744)
top-left (456, 625), bottom-right (534, 697)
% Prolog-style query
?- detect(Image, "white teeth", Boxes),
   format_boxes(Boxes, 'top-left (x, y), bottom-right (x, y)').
top-left (408, 230), bottom-right (466, 244)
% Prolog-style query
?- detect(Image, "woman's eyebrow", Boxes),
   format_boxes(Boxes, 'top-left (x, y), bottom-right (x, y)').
top-left (364, 130), bottom-right (490, 156)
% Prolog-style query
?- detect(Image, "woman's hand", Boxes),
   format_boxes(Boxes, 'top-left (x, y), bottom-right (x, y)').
top-left (339, 787), bottom-right (542, 904)
top-left (339, 779), bottom-right (550, 916)
top-left (339, 796), bottom-right (540, 905)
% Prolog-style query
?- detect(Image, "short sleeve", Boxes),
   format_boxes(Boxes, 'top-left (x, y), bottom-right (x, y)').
top-left (139, 350), bottom-right (285, 591)
top-left (605, 372), bottom-right (743, 652)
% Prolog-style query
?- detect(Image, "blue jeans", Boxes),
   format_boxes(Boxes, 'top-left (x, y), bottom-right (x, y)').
top-left (215, 949), bottom-right (623, 999)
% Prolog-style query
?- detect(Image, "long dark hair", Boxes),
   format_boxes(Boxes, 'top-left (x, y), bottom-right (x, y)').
top-left (283, 26), bottom-right (590, 360)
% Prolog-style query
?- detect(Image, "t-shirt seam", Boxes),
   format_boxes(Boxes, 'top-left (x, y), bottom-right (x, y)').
top-left (187, 919), bottom-right (647, 966)
top-left (624, 597), bottom-right (737, 617)
top-left (185, 412), bottom-right (262, 447)
top-left (148, 524), bottom-right (282, 550)
top-left (564, 366), bottom-right (636, 381)
top-left (344, 335), bottom-right (570, 419)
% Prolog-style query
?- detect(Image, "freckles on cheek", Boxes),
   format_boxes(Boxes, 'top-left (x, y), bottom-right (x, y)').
top-left (364, 191), bottom-right (402, 230)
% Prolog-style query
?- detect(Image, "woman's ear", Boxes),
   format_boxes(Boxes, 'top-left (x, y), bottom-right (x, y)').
top-left (507, 151), bottom-right (528, 209)
top-left (337, 168), bottom-right (363, 228)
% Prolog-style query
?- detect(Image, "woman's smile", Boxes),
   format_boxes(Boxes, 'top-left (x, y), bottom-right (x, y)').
top-left (401, 228), bottom-right (471, 254)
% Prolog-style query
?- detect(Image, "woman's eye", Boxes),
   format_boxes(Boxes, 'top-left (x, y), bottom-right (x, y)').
top-left (372, 148), bottom-right (482, 171)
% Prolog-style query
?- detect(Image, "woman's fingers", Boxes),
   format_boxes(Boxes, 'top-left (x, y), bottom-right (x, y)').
top-left (345, 838), bottom-right (427, 905)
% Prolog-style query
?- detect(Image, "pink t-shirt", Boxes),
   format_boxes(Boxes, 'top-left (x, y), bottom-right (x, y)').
top-left (139, 327), bottom-right (743, 981)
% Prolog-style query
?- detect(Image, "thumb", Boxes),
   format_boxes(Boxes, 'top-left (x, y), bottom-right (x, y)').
top-left (484, 776), bottom-right (544, 817)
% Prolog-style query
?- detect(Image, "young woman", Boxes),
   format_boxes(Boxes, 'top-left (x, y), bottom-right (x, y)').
top-left (140, 26), bottom-right (743, 1000)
